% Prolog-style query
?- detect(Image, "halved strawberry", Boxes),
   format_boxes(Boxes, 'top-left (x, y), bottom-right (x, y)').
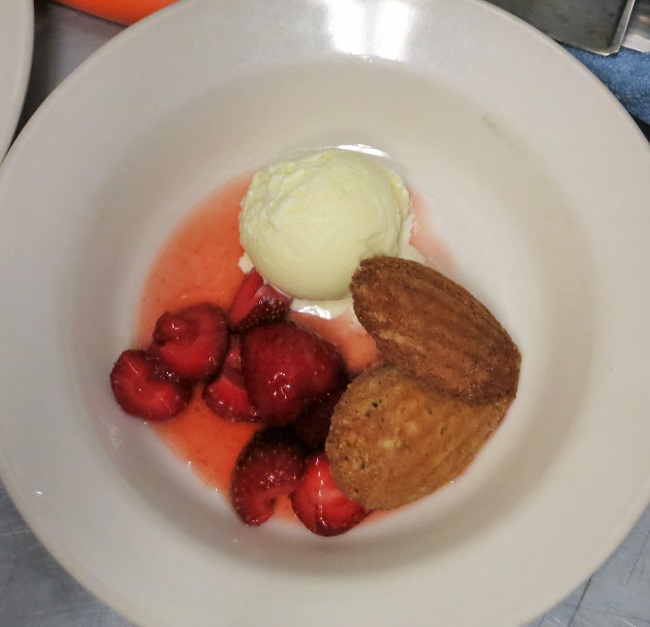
top-left (230, 428), bottom-right (306, 526)
top-left (241, 321), bottom-right (346, 426)
top-left (290, 453), bottom-right (370, 537)
top-left (110, 349), bottom-right (192, 421)
top-left (291, 383), bottom-right (347, 450)
top-left (151, 303), bottom-right (228, 382)
top-left (228, 269), bottom-right (292, 332)
top-left (203, 367), bottom-right (260, 422)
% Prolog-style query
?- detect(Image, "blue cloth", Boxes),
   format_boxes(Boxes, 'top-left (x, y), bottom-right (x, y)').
top-left (565, 46), bottom-right (650, 125)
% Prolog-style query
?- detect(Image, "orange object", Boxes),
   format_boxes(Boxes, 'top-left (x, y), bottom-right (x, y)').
top-left (56, 0), bottom-right (178, 25)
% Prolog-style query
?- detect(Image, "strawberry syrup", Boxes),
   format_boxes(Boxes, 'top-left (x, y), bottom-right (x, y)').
top-left (135, 175), bottom-right (257, 496)
top-left (134, 173), bottom-right (450, 518)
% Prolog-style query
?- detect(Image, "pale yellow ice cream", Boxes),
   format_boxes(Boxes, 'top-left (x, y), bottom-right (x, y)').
top-left (239, 149), bottom-right (411, 301)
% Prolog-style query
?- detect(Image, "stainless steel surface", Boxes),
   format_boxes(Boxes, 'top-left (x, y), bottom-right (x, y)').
top-left (625, 0), bottom-right (650, 51)
top-left (0, 2), bottom-right (649, 625)
top-left (486, 0), bottom-right (637, 54)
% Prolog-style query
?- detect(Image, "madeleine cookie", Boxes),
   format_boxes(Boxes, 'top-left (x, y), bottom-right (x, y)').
top-left (326, 365), bottom-right (508, 510)
top-left (350, 256), bottom-right (520, 404)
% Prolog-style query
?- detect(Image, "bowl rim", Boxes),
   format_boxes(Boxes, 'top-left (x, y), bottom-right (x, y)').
top-left (2, 0), bottom-right (650, 625)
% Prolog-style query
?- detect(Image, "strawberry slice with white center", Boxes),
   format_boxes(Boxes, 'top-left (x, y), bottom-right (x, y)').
top-left (290, 452), bottom-right (370, 536)
top-left (228, 269), bottom-right (292, 332)
top-left (110, 349), bottom-right (192, 421)
top-left (150, 303), bottom-right (228, 382)
top-left (230, 428), bottom-right (306, 526)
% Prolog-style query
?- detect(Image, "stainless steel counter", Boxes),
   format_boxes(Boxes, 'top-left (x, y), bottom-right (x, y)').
top-left (1, 2), bottom-right (649, 625)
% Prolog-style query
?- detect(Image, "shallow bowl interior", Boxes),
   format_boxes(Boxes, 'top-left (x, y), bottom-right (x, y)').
top-left (70, 57), bottom-right (590, 569)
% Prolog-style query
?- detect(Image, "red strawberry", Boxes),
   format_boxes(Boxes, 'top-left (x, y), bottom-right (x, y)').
top-left (110, 349), bottom-right (192, 421)
top-left (241, 321), bottom-right (346, 426)
top-left (228, 269), bottom-right (291, 331)
top-left (290, 453), bottom-right (370, 537)
top-left (151, 303), bottom-right (228, 382)
top-left (223, 334), bottom-right (242, 371)
top-left (291, 383), bottom-right (347, 450)
top-left (203, 367), bottom-right (260, 422)
top-left (230, 428), bottom-right (306, 526)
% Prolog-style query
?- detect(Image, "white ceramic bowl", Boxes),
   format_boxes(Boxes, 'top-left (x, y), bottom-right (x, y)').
top-left (0, 0), bottom-right (32, 160)
top-left (2, 0), bottom-right (650, 625)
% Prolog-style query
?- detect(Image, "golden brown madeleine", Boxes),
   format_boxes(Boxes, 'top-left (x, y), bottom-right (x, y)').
top-left (350, 256), bottom-right (520, 404)
top-left (326, 365), bottom-right (508, 510)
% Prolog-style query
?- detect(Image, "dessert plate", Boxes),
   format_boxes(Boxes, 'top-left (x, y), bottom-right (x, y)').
top-left (1, 0), bottom-right (650, 625)
top-left (0, 0), bottom-right (33, 161)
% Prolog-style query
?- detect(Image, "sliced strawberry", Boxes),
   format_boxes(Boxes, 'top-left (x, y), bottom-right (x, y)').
top-left (223, 334), bottom-right (242, 371)
top-left (203, 367), bottom-right (260, 422)
top-left (151, 303), bottom-right (228, 382)
top-left (110, 349), bottom-right (192, 421)
top-left (230, 428), bottom-right (306, 526)
top-left (290, 453), bottom-right (370, 537)
top-left (241, 321), bottom-right (346, 426)
top-left (228, 269), bottom-right (292, 332)
top-left (291, 383), bottom-right (347, 450)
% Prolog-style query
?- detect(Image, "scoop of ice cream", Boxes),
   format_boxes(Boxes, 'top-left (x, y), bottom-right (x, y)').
top-left (239, 149), bottom-right (410, 301)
